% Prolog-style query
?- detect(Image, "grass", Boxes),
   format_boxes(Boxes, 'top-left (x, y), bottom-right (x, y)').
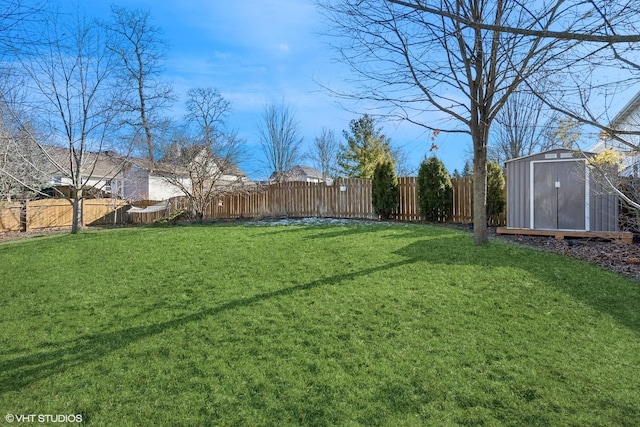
top-left (1, 221), bottom-right (639, 426)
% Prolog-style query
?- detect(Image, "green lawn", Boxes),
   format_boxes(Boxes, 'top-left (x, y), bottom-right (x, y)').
top-left (1, 222), bottom-right (639, 426)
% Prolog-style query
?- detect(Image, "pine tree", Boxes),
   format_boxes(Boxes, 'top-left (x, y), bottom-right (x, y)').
top-left (486, 161), bottom-right (505, 224)
top-left (461, 160), bottom-right (473, 177)
top-left (338, 114), bottom-right (392, 178)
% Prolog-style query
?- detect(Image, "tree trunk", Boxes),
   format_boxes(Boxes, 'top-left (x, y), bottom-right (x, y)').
top-left (71, 193), bottom-right (82, 234)
top-left (472, 135), bottom-right (489, 245)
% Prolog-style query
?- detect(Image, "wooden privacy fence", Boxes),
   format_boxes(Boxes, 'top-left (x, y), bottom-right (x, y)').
top-left (131, 177), bottom-right (486, 224)
top-left (394, 177), bottom-right (474, 222)
top-left (0, 198), bottom-right (129, 232)
top-left (129, 178), bottom-right (379, 222)
top-left (204, 178), bottom-right (378, 220)
top-left (0, 177), bottom-right (504, 232)
top-left (0, 201), bottom-right (21, 232)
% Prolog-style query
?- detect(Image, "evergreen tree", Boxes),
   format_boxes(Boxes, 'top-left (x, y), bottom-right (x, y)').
top-left (372, 159), bottom-right (399, 220)
top-left (338, 114), bottom-right (392, 178)
top-left (417, 157), bottom-right (453, 221)
top-left (486, 161), bottom-right (505, 224)
top-left (461, 160), bottom-right (473, 177)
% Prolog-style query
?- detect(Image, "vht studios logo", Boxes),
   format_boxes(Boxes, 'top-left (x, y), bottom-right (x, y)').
top-left (5, 414), bottom-right (83, 423)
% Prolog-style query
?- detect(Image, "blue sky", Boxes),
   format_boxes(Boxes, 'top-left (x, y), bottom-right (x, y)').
top-left (61, 0), bottom-right (470, 179)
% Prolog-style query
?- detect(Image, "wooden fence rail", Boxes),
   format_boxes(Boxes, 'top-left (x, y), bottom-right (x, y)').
top-left (0, 177), bottom-right (503, 233)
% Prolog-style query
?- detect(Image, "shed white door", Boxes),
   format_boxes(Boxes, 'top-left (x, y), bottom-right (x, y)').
top-left (533, 161), bottom-right (586, 230)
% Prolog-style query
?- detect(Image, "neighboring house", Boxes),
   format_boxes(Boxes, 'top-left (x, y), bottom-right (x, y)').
top-left (43, 146), bottom-right (126, 196)
top-left (40, 145), bottom-right (252, 201)
top-left (269, 165), bottom-right (325, 183)
top-left (589, 91), bottom-right (640, 176)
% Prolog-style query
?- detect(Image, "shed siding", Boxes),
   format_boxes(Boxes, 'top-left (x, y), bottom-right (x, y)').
top-left (589, 173), bottom-right (618, 231)
top-left (506, 159), bottom-right (530, 228)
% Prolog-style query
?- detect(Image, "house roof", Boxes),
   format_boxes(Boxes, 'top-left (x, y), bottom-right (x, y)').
top-left (128, 157), bottom-right (189, 177)
top-left (41, 144), bottom-right (250, 181)
top-left (158, 144), bottom-right (247, 178)
top-left (294, 165), bottom-right (324, 178)
top-left (42, 146), bottom-right (127, 179)
top-left (269, 165), bottom-right (325, 181)
top-left (607, 91), bottom-right (640, 129)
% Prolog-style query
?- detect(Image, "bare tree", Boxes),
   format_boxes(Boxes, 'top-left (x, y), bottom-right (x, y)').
top-left (156, 88), bottom-right (248, 220)
top-left (105, 5), bottom-right (174, 161)
top-left (0, 64), bottom-right (50, 200)
top-left (490, 91), bottom-right (551, 165)
top-left (308, 127), bottom-right (340, 179)
top-left (491, 94), bottom-right (585, 166)
top-left (259, 102), bottom-right (303, 182)
top-left (0, 117), bottom-right (49, 201)
top-left (185, 88), bottom-right (231, 145)
top-left (18, 8), bottom-right (125, 233)
top-left (318, 0), bottom-right (640, 244)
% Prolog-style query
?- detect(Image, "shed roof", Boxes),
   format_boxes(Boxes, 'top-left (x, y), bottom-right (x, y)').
top-left (504, 148), bottom-right (595, 164)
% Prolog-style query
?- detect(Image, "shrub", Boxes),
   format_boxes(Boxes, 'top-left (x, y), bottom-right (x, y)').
top-left (372, 159), bottom-right (399, 220)
top-left (486, 161), bottom-right (505, 224)
top-left (151, 209), bottom-right (189, 226)
top-left (417, 157), bottom-right (452, 221)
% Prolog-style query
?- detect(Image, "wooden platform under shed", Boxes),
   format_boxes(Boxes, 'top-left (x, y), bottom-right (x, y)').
top-left (496, 227), bottom-right (633, 244)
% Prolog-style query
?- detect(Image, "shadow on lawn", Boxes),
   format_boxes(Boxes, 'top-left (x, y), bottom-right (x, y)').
top-left (249, 223), bottom-right (387, 240)
top-left (396, 237), bottom-right (640, 334)
top-left (0, 258), bottom-right (417, 394)
top-left (301, 222), bottom-right (454, 241)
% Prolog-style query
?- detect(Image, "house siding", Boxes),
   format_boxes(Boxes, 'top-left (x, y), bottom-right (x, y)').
top-left (148, 175), bottom-right (188, 200)
top-left (123, 166), bottom-right (150, 200)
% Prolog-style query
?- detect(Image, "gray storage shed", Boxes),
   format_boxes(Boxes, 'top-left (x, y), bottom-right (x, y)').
top-left (504, 149), bottom-right (619, 232)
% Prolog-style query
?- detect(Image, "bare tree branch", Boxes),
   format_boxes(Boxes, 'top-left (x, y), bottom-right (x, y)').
top-left (388, 0), bottom-right (640, 42)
